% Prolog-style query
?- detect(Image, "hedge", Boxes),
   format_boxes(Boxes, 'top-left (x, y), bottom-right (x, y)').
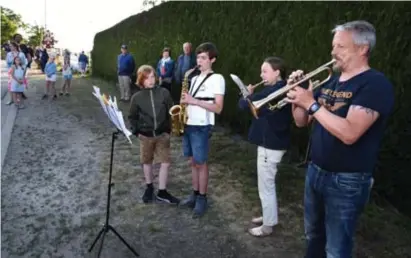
top-left (91, 2), bottom-right (411, 216)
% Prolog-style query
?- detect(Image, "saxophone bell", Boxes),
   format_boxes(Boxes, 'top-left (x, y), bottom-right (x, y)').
top-left (169, 105), bottom-right (181, 116)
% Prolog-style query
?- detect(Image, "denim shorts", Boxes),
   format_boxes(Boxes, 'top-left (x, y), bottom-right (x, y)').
top-left (182, 125), bottom-right (212, 164)
top-left (64, 74), bottom-right (72, 80)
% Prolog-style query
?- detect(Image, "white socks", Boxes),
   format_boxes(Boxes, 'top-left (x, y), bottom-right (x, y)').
top-left (251, 216), bottom-right (263, 224)
top-left (249, 216), bottom-right (275, 237)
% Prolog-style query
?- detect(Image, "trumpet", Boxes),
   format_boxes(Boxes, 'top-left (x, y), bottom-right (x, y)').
top-left (247, 59), bottom-right (337, 118)
top-left (230, 74), bottom-right (266, 98)
top-left (247, 80), bottom-right (266, 93)
top-left (238, 80), bottom-right (266, 98)
top-left (269, 80), bottom-right (322, 110)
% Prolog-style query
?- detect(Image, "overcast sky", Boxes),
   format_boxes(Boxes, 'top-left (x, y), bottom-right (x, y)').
top-left (4, 0), bottom-right (145, 52)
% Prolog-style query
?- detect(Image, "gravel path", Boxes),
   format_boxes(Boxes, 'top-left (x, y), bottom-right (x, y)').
top-left (1, 74), bottom-right (303, 258)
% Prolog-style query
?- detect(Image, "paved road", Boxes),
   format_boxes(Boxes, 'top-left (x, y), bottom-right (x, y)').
top-left (1, 60), bottom-right (9, 98)
top-left (1, 60), bottom-right (17, 168)
top-left (1, 60), bottom-right (46, 168)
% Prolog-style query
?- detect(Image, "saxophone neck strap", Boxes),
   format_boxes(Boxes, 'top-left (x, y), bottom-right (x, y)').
top-left (195, 97), bottom-right (214, 101)
top-left (189, 72), bottom-right (214, 98)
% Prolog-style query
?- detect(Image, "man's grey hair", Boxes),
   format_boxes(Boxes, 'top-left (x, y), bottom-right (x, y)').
top-left (332, 20), bottom-right (376, 54)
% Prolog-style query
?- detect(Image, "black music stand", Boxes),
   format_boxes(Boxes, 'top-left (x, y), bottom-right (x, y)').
top-left (88, 130), bottom-right (139, 257)
top-left (296, 123), bottom-right (314, 169)
top-left (296, 136), bottom-right (311, 169)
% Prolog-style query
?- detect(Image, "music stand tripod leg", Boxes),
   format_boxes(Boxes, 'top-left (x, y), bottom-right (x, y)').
top-left (108, 225), bottom-right (140, 257)
top-left (296, 123), bottom-right (314, 169)
top-left (88, 131), bottom-right (139, 257)
top-left (96, 227), bottom-right (107, 258)
top-left (296, 138), bottom-right (311, 168)
top-left (88, 226), bottom-right (105, 252)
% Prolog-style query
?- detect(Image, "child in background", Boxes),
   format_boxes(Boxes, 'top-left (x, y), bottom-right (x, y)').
top-left (9, 56), bottom-right (26, 109)
top-left (6, 42), bottom-right (27, 105)
top-left (43, 55), bottom-right (57, 100)
top-left (60, 59), bottom-right (72, 96)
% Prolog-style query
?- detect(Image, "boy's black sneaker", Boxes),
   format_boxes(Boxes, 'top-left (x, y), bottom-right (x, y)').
top-left (142, 187), bottom-right (154, 203)
top-left (156, 190), bottom-right (180, 204)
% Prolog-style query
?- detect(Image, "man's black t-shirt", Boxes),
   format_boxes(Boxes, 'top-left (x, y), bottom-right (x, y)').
top-left (310, 68), bottom-right (395, 173)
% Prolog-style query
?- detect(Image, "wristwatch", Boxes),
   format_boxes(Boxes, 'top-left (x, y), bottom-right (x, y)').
top-left (307, 101), bottom-right (321, 115)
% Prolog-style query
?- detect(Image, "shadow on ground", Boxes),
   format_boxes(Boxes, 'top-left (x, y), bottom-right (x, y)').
top-left (1, 74), bottom-right (410, 258)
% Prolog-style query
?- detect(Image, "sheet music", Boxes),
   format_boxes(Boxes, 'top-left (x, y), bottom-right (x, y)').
top-left (92, 86), bottom-right (133, 144)
top-left (230, 74), bottom-right (250, 98)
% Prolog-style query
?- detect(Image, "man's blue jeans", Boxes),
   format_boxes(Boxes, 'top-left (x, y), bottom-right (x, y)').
top-left (304, 162), bottom-right (373, 258)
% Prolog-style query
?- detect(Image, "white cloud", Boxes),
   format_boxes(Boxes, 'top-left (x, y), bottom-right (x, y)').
top-left (3, 0), bottom-right (144, 52)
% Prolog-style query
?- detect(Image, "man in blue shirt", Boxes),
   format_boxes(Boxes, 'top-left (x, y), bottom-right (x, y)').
top-left (173, 42), bottom-right (197, 101)
top-left (286, 20), bottom-right (395, 258)
top-left (117, 44), bottom-right (136, 102)
top-left (78, 51), bottom-right (89, 77)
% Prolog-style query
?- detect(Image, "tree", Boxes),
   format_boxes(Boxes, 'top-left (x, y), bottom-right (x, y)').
top-left (24, 25), bottom-right (58, 48)
top-left (26, 25), bottom-right (45, 46)
top-left (1, 7), bottom-right (27, 43)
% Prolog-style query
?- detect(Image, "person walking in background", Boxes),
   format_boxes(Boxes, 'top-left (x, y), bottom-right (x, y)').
top-left (174, 42), bottom-right (197, 101)
top-left (40, 47), bottom-right (49, 73)
top-left (35, 46), bottom-right (41, 67)
top-left (117, 44), bottom-right (135, 102)
top-left (78, 51), bottom-right (89, 77)
top-left (156, 47), bottom-right (175, 93)
top-left (2, 40), bottom-right (11, 53)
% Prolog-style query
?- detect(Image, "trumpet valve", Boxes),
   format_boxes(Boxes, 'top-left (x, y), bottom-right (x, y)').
top-left (276, 99), bottom-right (288, 109)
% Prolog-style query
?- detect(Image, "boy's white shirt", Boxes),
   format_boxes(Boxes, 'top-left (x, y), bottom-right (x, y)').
top-left (186, 72), bottom-right (225, 126)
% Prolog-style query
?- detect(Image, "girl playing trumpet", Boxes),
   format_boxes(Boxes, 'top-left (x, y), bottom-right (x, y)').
top-left (238, 56), bottom-right (292, 237)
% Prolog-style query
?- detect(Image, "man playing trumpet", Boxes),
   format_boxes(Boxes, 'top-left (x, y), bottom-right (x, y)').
top-left (286, 20), bottom-right (394, 258)
top-left (238, 57), bottom-right (292, 237)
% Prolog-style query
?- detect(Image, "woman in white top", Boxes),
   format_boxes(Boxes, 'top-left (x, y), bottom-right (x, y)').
top-left (6, 42), bottom-right (27, 105)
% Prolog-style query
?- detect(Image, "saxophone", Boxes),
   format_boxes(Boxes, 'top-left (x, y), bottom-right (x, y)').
top-left (169, 66), bottom-right (199, 136)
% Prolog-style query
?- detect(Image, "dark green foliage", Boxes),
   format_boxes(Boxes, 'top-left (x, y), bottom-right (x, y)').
top-left (92, 2), bottom-right (411, 216)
